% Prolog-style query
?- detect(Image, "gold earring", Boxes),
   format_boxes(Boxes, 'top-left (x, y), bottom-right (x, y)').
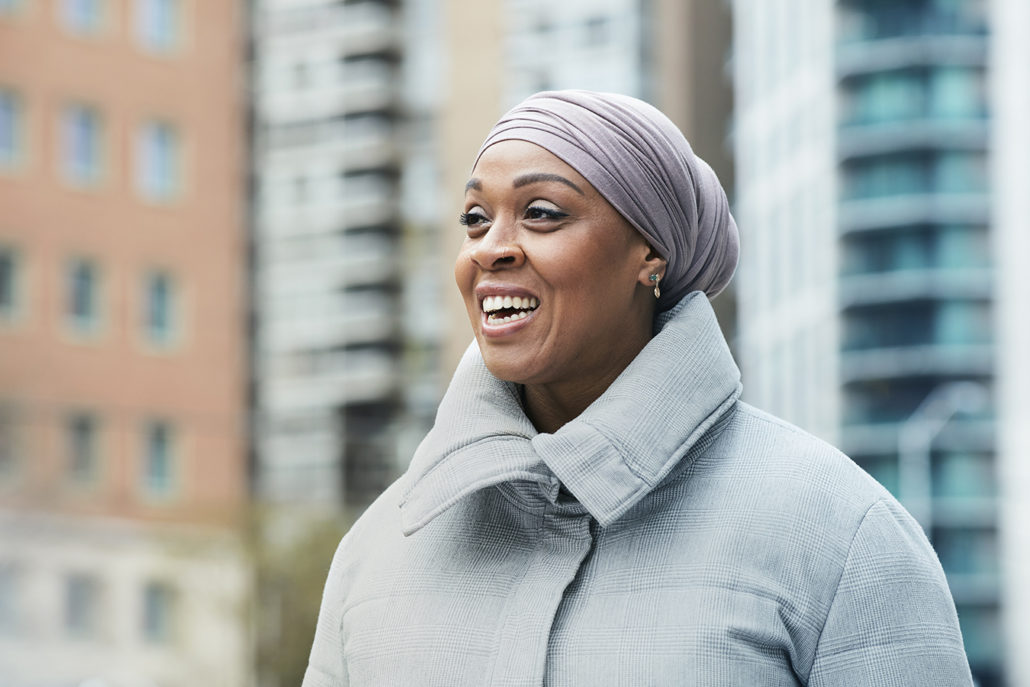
top-left (649, 274), bottom-right (661, 299)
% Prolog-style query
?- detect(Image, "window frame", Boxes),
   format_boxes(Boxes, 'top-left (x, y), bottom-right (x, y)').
top-left (135, 118), bottom-right (182, 201)
top-left (60, 103), bottom-right (105, 187)
top-left (59, 0), bottom-right (108, 37)
top-left (66, 411), bottom-right (101, 487)
top-left (64, 572), bottom-right (102, 640)
top-left (63, 256), bottom-right (103, 338)
top-left (141, 268), bottom-right (180, 348)
top-left (134, 0), bottom-right (185, 54)
top-left (141, 419), bottom-right (177, 499)
top-left (141, 579), bottom-right (177, 644)
top-left (0, 243), bottom-right (23, 324)
top-left (0, 87), bottom-right (24, 170)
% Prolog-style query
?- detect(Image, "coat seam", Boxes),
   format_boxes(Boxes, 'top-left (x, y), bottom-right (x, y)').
top-left (805, 498), bottom-right (886, 684)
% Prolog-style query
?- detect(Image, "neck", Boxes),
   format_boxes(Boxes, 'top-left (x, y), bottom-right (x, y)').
top-left (522, 337), bottom-right (648, 434)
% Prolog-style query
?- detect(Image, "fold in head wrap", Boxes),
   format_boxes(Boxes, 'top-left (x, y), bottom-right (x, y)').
top-left (474, 90), bottom-right (739, 308)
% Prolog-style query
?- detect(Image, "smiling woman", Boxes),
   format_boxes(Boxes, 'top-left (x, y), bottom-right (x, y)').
top-left (456, 140), bottom-right (660, 432)
top-left (303, 91), bottom-right (973, 687)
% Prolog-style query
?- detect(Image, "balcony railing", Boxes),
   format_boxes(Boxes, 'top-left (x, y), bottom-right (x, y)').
top-left (839, 268), bottom-right (992, 307)
top-left (839, 344), bottom-right (993, 383)
top-left (838, 8), bottom-right (987, 45)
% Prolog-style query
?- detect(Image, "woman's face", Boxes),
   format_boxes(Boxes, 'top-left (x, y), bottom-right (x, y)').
top-left (455, 140), bottom-right (660, 390)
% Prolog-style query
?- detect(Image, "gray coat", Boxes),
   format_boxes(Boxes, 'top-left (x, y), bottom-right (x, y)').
top-left (303, 293), bottom-right (973, 686)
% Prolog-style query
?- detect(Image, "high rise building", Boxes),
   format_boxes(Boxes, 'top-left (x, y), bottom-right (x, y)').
top-left (733, 0), bottom-right (1022, 682)
top-left (0, 1), bottom-right (250, 685)
top-left (250, 0), bottom-right (440, 508)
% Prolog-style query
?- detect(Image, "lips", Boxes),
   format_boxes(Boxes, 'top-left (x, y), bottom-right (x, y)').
top-left (473, 286), bottom-right (541, 335)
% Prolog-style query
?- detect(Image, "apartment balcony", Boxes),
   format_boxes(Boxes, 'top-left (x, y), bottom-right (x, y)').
top-left (259, 184), bottom-right (398, 237)
top-left (839, 268), bottom-right (991, 308)
top-left (266, 308), bottom-right (397, 354)
top-left (262, 120), bottom-right (399, 171)
top-left (840, 417), bottom-right (995, 457)
top-left (840, 343), bottom-right (993, 383)
top-left (838, 192), bottom-right (989, 234)
top-left (259, 234), bottom-right (397, 292)
top-left (262, 349), bottom-right (398, 414)
top-left (946, 572), bottom-right (1000, 607)
top-left (836, 4), bottom-right (987, 72)
top-left (837, 118), bottom-right (987, 161)
top-left (260, 77), bottom-right (398, 125)
top-left (256, 1), bottom-right (398, 57)
top-left (837, 33), bottom-right (987, 78)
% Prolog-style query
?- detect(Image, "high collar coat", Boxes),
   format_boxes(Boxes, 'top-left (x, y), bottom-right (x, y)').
top-left (303, 293), bottom-right (972, 686)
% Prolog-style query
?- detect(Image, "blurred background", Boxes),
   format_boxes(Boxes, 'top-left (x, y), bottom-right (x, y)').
top-left (0, 0), bottom-right (1027, 685)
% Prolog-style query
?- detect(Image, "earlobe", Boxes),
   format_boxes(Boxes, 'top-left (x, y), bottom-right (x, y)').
top-left (636, 246), bottom-right (667, 288)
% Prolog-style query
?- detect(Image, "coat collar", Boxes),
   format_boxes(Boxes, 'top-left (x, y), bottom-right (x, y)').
top-left (399, 292), bottom-right (741, 535)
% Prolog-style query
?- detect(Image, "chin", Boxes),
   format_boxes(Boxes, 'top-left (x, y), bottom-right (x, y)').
top-left (477, 345), bottom-right (539, 386)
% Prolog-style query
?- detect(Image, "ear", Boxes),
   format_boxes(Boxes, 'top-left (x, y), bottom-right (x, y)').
top-left (636, 243), bottom-right (667, 287)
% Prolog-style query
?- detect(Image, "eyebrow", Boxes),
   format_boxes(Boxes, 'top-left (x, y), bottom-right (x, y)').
top-left (464, 173), bottom-right (585, 196)
top-left (513, 172), bottom-right (584, 195)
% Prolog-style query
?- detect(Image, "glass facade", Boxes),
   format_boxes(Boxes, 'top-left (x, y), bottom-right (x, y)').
top-left (836, 1), bottom-right (999, 683)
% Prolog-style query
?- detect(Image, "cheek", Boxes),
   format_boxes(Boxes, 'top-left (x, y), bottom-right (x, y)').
top-left (453, 248), bottom-right (473, 296)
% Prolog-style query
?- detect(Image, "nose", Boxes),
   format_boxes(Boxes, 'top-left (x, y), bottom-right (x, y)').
top-left (467, 219), bottom-right (525, 270)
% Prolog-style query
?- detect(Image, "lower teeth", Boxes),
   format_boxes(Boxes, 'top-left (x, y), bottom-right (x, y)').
top-left (489, 310), bottom-right (532, 323)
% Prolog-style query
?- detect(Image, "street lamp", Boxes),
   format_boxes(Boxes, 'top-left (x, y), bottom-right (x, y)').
top-left (897, 381), bottom-right (990, 534)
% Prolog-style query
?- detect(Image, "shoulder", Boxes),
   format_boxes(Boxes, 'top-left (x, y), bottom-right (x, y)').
top-left (332, 479), bottom-right (409, 577)
top-left (683, 401), bottom-right (893, 524)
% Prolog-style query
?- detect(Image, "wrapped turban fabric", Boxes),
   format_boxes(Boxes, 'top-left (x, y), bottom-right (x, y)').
top-left (474, 90), bottom-right (739, 310)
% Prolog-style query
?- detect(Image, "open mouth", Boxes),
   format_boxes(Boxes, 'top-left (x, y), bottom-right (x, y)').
top-left (481, 295), bottom-right (539, 324)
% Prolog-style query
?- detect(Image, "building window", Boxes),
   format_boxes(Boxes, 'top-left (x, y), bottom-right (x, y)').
top-left (0, 88), bottom-right (23, 168)
top-left (136, 120), bottom-right (180, 200)
top-left (142, 581), bottom-right (176, 643)
top-left (143, 271), bottom-right (177, 345)
top-left (65, 258), bottom-right (101, 334)
top-left (136, 0), bottom-right (181, 52)
top-left (61, 0), bottom-right (104, 34)
top-left (584, 16), bottom-right (610, 46)
top-left (61, 104), bottom-right (103, 185)
top-left (0, 406), bottom-right (19, 480)
top-left (142, 421), bottom-right (174, 496)
top-left (0, 563), bottom-right (17, 635)
top-left (65, 573), bottom-right (101, 639)
top-left (0, 246), bottom-right (20, 321)
top-left (0, 0), bottom-right (25, 17)
top-left (67, 413), bottom-right (99, 484)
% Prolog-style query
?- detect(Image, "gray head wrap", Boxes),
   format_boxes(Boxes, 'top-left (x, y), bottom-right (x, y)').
top-left (474, 90), bottom-right (739, 309)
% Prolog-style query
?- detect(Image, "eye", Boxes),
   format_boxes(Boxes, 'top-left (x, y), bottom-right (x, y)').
top-left (459, 208), bottom-right (489, 228)
top-left (524, 203), bottom-right (569, 222)
top-left (459, 206), bottom-right (490, 236)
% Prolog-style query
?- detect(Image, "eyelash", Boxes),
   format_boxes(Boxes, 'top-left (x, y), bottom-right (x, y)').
top-left (458, 206), bottom-right (568, 227)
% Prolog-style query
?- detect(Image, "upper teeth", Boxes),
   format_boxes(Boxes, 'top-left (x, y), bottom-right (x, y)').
top-left (482, 295), bottom-right (539, 313)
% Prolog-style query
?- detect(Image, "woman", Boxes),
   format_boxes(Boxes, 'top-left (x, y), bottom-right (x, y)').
top-left (303, 91), bottom-right (972, 686)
